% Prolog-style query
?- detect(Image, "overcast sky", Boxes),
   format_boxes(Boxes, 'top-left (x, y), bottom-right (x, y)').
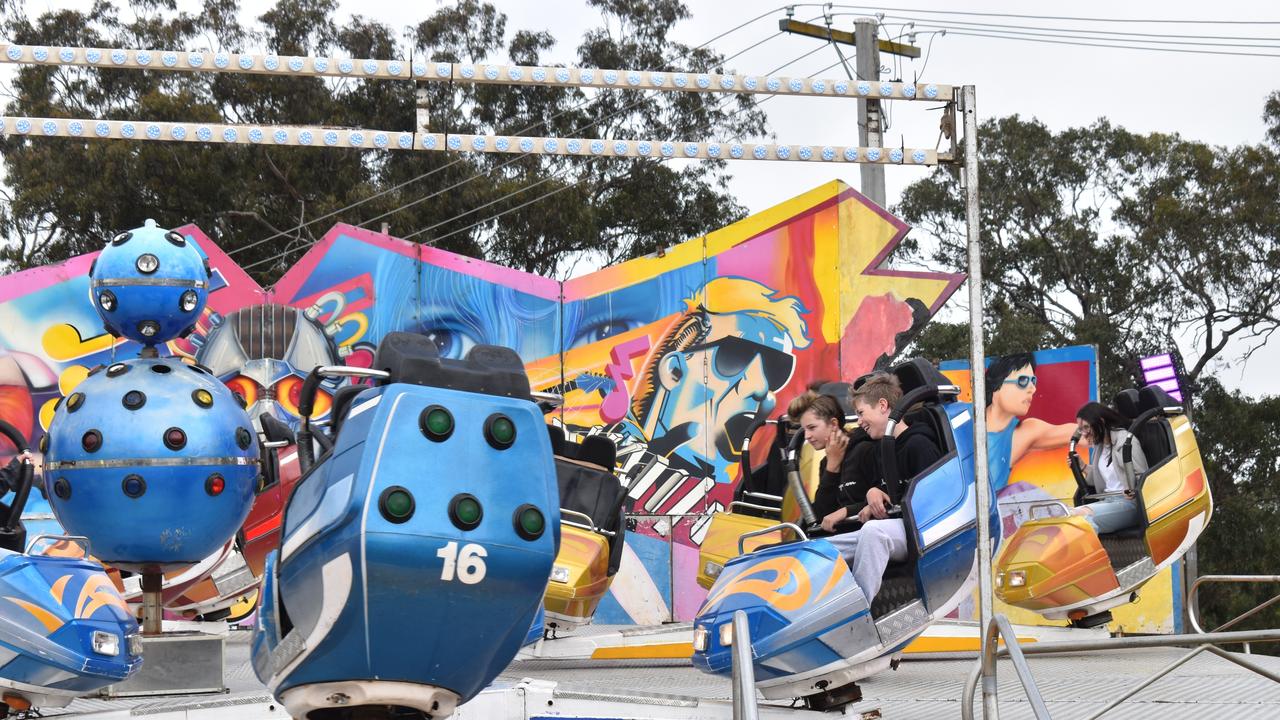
top-left (9, 0), bottom-right (1280, 394)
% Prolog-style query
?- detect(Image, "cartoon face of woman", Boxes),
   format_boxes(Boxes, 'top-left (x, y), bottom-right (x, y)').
top-left (992, 363), bottom-right (1037, 417)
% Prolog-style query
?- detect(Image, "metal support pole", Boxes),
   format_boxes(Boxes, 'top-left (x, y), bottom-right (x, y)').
top-left (959, 83), bottom-right (996, 720)
top-left (854, 18), bottom-right (886, 207)
top-left (141, 572), bottom-right (163, 636)
top-left (730, 610), bottom-right (759, 720)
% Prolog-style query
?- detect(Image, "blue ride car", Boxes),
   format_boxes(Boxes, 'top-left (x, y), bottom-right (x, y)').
top-left (252, 333), bottom-right (559, 720)
top-left (692, 359), bottom-right (999, 709)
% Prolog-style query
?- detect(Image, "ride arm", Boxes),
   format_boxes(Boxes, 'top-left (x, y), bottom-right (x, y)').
top-left (784, 427), bottom-right (819, 526)
top-left (1068, 431), bottom-right (1091, 506)
top-left (0, 420), bottom-right (33, 543)
top-left (296, 365), bottom-right (391, 474)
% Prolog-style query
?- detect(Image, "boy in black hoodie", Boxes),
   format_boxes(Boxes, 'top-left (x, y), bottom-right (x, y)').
top-left (827, 373), bottom-right (941, 605)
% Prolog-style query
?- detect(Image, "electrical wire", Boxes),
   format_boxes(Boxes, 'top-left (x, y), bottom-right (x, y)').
top-left (392, 42), bottom-right (832, 246)
top-left (854, 13), bottom-right (1280, 43)
top-left (827, 4), bottom-right (1280, 25)
top-left (891, 21), bottom-right (1280, 50)
top-left (406, 51), bottom-right (853, 253)
top-left (913, 30), bottom-right (944, 82)
top-left (240, 22), bottom-right (819, 274)
top-left (227, 4), bottom-right (795, 261)
top-left (934, 29), bottom-right (1280, 58)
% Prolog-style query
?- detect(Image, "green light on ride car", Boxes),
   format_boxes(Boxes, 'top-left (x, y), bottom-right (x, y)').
top-left (379, 486), bottom-right (415, 523)
top-left (420, 405), bottom-right (454, 441)
top-left (485, 413), bottom-right (517, 449)
top-left (514, 504), bottom-right (545, 540)
top-left (449, 493), bottom-right (483, 530)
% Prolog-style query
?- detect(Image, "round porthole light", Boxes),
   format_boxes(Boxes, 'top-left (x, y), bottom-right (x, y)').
top-left (484, 413), bottom-right (516, 449)
top-left (379, 486), bottom-right (415, 523)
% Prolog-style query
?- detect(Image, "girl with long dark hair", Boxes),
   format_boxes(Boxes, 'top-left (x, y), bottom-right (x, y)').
top-left (1071, 401), bottom-right (1149, 533)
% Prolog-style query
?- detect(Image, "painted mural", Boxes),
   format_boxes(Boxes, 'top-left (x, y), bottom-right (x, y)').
top-left (942, 346), bottom-right (1178, 634)
top-left (0, 179), bottom-right (964, 624)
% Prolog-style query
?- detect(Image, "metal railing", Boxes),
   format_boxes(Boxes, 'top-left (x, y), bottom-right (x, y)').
top-left (730, 609), bottom-right (759, 720)
top-left (963, 613), bottom-right (1280, 720)
top-left (1189, 574), bottom-right (1280, 653)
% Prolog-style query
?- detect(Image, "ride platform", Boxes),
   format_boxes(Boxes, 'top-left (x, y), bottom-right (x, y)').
top-left (42, 626), bottom-right (1280, 719)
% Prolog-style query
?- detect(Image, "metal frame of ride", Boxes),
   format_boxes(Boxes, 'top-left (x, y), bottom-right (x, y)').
top-left (0, 39), bottom-right (1000, 718)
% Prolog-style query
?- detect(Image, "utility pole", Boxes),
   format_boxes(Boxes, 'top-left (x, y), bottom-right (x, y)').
top-left (854, 17), bottom-right (885, 207)
top-left (779, 16), bottom-right (919, 209)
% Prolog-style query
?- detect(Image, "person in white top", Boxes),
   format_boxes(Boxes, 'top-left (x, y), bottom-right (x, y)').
top-left (1070, 401), bottom-right (1149, 534)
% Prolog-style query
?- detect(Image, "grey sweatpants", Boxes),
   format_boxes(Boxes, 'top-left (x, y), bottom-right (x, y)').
top-left (825, 518), bottom-right (909, 604)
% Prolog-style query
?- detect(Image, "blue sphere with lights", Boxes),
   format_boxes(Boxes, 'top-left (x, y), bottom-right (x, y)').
top-left (90, 219), bottom-right (210, 345)
top-left (42, 356), bottom-right (260, 573)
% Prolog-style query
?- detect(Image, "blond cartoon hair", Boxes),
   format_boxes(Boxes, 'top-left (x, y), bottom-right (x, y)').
top-left (630, 277), bottom-right (811, 421)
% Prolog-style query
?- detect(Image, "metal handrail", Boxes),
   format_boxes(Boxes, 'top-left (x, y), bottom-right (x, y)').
top-left (1188, 574), bottom-right (1280, 635)
top-left (728, 500), bottom-right (781, 515)
top-left (964, 613), bottom-right (1280, 720)
top-left (737, 522), bottom-right (808, 554)
top-left (1027, 501), bottom-right (1070, 520)
top-left (730, 609), bottom-right (759, 720)
top-left (558, 508), bottom-right (616, 537)
top-left (964, 614), bottom-right (1051, 720)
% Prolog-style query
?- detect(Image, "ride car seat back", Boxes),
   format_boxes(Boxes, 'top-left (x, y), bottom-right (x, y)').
top-left (553, 436), bottom-right (628, 542)
top-left (1113, 389), bottom-right (1141, 420)
top-left (893, 357), bottom-right (952, 395)
top-left (1132, 385), bottom-right (1177, 466)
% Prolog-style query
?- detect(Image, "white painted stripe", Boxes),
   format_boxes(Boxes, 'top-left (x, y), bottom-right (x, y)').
top-left (280, 473), bottom-right (355, 562)
top-left (920, 481), bottom-right (977, 548)
top-left (268, 552), bottom-right (353, 691)
top-left (345, 395), bottom-right (381, 421)
top-left (608, 543), bottom-right (671, 625)
top-left (359, 393), bottom-right (406, 666)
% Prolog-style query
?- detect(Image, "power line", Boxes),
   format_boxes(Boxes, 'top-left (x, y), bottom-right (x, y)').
top-left (936, 29), bottom-right (1280, 58)
top-left (381, 43), bottom-right (832, 247)
top-left (852, 12), bottom-right (1280, 43)
top-left (890, 21), bottom-right (1280, 50)
top-left (406, 52), bottom-right (856, 254)
top-left (226, 5), bottom-right (795, 261)
top-left (827, 4), bottom-right (1280, 25)
top-left (241, 23), bottom-right (817, 275)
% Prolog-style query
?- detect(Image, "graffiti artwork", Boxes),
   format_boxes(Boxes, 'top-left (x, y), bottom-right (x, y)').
top-left (941, 346), bottom-right (1179, 633)
top-left (0, 179), bottom-right (963, 624)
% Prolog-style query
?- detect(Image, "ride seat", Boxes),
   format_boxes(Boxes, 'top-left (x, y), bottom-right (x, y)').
top-left (1133, 386), bottom-right (1177, 463)
top-left (553, 434), bottom-right (629, 575)
top-left (1113, 389), bottom-right (1141, 420)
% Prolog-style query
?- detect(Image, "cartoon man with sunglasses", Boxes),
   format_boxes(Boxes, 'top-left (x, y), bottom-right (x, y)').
top-left (623, 276), bottom-right (811, 482)
top-left (984, 352), bottom-right (1077, 492)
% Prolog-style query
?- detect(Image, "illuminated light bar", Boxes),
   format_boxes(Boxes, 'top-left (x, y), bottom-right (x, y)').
top-left (1139, 352), bottom-right (1184, 402)
top-left (0, 116), bottom-right (416, 149)
top-left (0, 43), bottom-right (954, 102)
top-left (0, 116), bottom-right (945, 165)
top-left (431, 133), bottom-right (941, 164)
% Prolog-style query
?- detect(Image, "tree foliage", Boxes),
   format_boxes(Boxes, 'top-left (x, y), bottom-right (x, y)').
top-left (898, 109), bottom-right (1280, 395)
top-left (0, 0), bottom-right (766, 281)
top-left (899, 100), bottom-right (1280, 643)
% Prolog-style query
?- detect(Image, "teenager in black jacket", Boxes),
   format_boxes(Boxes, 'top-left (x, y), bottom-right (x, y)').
top-left (827, 373), bottom-right (942, 605)
top-left (787, 392), bottom-right (878, 532)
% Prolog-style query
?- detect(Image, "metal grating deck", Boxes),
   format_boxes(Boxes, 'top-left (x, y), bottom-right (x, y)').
top-left (46, 629), bottom-right (1280, 718)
